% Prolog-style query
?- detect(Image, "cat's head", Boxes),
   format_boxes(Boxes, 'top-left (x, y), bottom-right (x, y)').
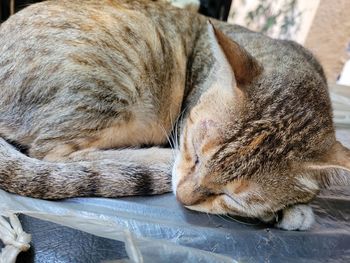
top-left (172, 22), bottom-right (350, 221)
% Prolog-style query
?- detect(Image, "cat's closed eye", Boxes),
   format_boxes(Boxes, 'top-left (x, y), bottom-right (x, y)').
top-left (194, 154), bottom-right (199, 166)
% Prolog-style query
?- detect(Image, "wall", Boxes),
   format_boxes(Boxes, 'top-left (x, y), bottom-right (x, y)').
top-left (304, 0), bottom-right (350, 82)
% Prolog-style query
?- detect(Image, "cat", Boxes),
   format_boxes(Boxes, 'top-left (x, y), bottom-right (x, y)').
top-left (0, 0), bottom-right (349, 231)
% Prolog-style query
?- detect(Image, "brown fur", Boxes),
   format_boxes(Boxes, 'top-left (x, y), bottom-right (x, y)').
top-left (0, 0), bottom-right (349, 230)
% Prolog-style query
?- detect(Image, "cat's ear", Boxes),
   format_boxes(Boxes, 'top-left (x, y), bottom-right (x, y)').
top-left (208, 21), bottom-right (262, 88)
top-left (305, 141), bottom-right (350, 186)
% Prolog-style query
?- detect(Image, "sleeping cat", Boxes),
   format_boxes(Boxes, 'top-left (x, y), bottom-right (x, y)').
top-left (0, 0), bottom-right (349, 231)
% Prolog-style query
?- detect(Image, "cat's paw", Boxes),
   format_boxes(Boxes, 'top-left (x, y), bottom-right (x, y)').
top-left (276, 204), bottom-right (314, 231)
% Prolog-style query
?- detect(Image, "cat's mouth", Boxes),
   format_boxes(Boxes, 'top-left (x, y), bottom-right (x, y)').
top-left (223, 193), bottom-right (245, 209)
top-left (184, 193), bottom-right (247, 216)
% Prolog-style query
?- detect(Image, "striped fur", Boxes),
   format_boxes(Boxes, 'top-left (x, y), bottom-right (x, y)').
top-left (0, 138), bottom-right (174, 199)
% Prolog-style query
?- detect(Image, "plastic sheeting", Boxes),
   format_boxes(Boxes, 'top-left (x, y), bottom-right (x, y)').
top-left (0, 134), bottom-right (350, 262)
top-left (1, 185), bottom-right (350, 262)
top-left (0, 215), bottom-right (31, 263)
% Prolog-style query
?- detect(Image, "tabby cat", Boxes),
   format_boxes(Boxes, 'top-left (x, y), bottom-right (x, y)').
top-left (0, 0), bottom-right (349, 231)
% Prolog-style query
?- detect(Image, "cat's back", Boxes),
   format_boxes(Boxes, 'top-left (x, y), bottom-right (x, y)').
top-left (0, 0), bottom-right (200, 148)
top-left (0, 0), bottom-right (185, 104)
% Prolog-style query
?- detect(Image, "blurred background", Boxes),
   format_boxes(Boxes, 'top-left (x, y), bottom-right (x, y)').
top-left (228, 0), bottom-right (350, 87)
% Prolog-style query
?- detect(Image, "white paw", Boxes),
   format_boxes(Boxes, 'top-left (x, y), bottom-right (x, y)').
top-left (276, 204), bottom-right (314, 231)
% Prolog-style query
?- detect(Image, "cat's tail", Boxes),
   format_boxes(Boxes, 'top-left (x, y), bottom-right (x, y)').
top-left (0, 138), bottom-right (174, 199)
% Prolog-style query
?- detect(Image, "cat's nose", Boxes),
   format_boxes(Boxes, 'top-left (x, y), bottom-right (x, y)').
top-left (176, 190), bottom-right (201, 206)
top-left (176, 180), bottom-right (203, 206)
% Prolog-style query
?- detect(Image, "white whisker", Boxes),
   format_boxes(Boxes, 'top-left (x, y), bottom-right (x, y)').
top-left (224, 214), bottom-right (260, 226)
top-left (158, 123), bottom-right (176, 160)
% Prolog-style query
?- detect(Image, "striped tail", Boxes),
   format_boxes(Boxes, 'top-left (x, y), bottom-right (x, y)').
top-left (0, 138), bottom-right (174, 199)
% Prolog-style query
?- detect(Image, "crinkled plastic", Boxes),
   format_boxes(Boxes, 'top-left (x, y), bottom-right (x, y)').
top-left (0, 134), bottom-right (350, 262)
top-left (1, 179), bottom-right (350, 262)
top-left (0, 191), bottom-right (238, 262)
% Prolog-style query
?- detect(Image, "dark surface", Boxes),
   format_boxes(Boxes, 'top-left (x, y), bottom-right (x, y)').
top-left (1, 189), bottom-right (350, 262)
top-left (0, 215), bottom-right (128, 263)
top-left (1, 0), bottom-right (43, 22)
